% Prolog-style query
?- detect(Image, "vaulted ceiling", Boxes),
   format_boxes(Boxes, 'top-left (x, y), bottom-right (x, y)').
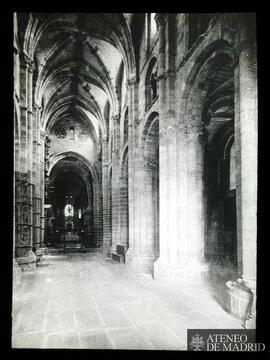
top-left (18, 13), bottom-right (136, 147)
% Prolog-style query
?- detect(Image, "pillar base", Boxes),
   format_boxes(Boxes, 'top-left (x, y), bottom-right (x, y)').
top-left (102, 245), bottom-right (112, 258)
top-left (13, 258), bottom-right (22, 290)
top-left (35, 247), bottom-right (45, 261)
top-left (16, 250), bottom-right (37, 272)
top-left (125, 251), bottom-right (155, 275)
top-left (108, 245), bottom-right (117, 258)
top-left (35, 247), bottom-right (49, 266)
top-left (154, 257), bottom-right (209, 283)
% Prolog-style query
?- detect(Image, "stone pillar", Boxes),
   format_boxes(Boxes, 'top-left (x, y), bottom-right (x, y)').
top-left (119, 155), bottom-right (129, 248)
top-left (13, 17), bottom-right (22, 287)
top-left (110, 114), bottom-right (121, 254)
top-left (125, 74), bottom-right (148, 270)
top-left (186, 123), bottom-right (208, 277)
top-left (153, 14), bottom-right (209, 282)
top-left (27, 59), bottom-right (34, 252)
top-left (234, 19), bottom-right (257, 328)
top-left (40, 130), bottom-right (46, 248)
top-left (139, 159), bottom-right (157, 271)
top-left (32, 102), bottom-right (39, 251)
top-left (34, 106), bottom-right (48, 265)
top-left (92, 169), bottom-right (103, 247)
top-left (102, 135), bottom-right (111, 254)
top-left (153, 14), bottom-right (168, 275)
top-left (152, 14), bottom-right (180, 280)
top-left (16, 52), bottom-right (36, 271)
top-left (34, 105), bottom-right (42, 250)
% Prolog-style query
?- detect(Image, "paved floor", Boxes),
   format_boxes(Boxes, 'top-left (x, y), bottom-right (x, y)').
top-left (12, 251), bottom-right (241, 350)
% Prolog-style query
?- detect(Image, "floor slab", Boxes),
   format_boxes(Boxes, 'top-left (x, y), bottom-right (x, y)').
top-left (12, 252), bottom-right (241, 350)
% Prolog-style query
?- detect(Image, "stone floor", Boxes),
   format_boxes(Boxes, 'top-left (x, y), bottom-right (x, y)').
top-left (12, 251), bottom-right (241, 350)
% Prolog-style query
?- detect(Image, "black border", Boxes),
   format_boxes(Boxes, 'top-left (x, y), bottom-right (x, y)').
top-left (1, 2), bottom-right (269, 358)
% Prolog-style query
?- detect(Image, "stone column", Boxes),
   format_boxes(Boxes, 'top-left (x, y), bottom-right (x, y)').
top-left (125, 75), bottom-right (147, 270)
top-left (154, 14), bottom-right (209, 282)
top-left (234, 19), bottom-right (257, 328)
top-left (40, 130), bottom-right (46, 248)
top-left (154, 14), bottom-right (168, 274)
top-left (27, 59), bottom-right (34, 251)
top-left (16, 53), bottom-right (36, 271)
top-left (110, 114), bottom-right (121, 254)
top-left (119, 155), bottom-right (129, 248)
top-left (153, 14), bottom-right (181, 280)
top-left (102, 135), bottom-right (111, 254)
top-left (139, 158), bottom-right (157, 271)
top-left (13, 20), bottom-right (22, 286)
top-left (34, 106), bottom-right (48, 264)
top-left (186, 123), bottom-right (208, 278)
top-left (32, 102), bottom-right (38, 251)
top-left (92, 167), bottom-right (103, 247)
top-left (34, 105), bottom-right (42, 249)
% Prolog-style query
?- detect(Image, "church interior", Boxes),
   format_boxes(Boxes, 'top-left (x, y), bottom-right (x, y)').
top-left (13, 13), bottom-right (257, 350)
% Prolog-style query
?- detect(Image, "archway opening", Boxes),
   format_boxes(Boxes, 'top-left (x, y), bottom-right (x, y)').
top-left (45, 163), bottom-right (96, 249)
top-left (183, 42), bottom-right (236, 277)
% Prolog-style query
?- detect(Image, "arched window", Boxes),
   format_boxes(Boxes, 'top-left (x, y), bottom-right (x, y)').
top-left (64, 204), bottom-right (74, 217)
top-left (222, 138), bottom-right (236, 193)
top-left (69, 127), bottom-right (75, 140)
top-left (146, 58), bottom-right (158, 110)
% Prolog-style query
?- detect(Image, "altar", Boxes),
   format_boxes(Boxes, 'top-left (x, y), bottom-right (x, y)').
top-left (62, 233), bottom-right (80, 242)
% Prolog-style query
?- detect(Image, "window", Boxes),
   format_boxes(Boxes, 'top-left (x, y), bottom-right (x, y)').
top-left (64, 204), bottom-right (74, 217)
top-left (146, 58), bottom-right (158, 110)
top-left (69, 126), bottom-right (75, 140)
top-left (221, 137), bottom-right (236, 194)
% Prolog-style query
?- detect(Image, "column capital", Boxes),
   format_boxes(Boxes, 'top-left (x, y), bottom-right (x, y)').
top-left (45, 135), bottom-right (51, 145)
top-left (40, 130), bottom-right (46, 140)
top-left (28, 62), bottom-right (35, 73)
top-left (154, 13), bottom-right (167, 30)
top-left (112, 113), bottom-right (121, 124)
top-left (126, 74), bottom-right (137, 87)
top-left (235, 40), bottom-right (257, 69)
top-left (198, 126), bottom-right (209, 144)
top-left (180, 122), bottom-right (204, 137)
top-left (20, 51), bottom-right (34, 69)
top-left (34, 102), bottom-right (42, 111)
top-left (143, 156), bottom-right (157, 170)
top-left (156, 73), bottom-right (166, 82)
